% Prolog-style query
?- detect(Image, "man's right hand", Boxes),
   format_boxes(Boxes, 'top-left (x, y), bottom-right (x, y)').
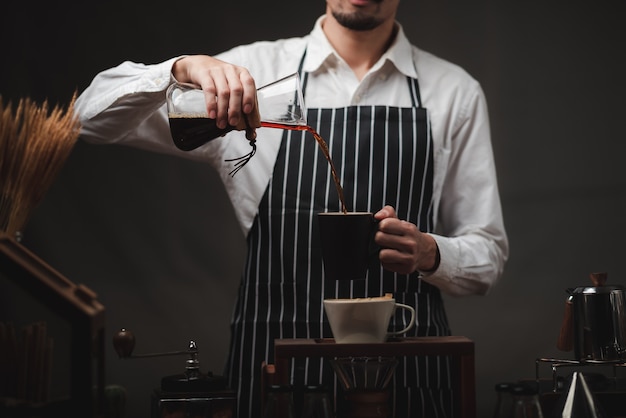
top-left (172, 55), bottom-right (261, 135)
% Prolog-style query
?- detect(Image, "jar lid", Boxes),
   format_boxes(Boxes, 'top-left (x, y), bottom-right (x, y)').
top-left (511, 383), bottom-right (538, 396)
top-left (494, 382), bottom-right (515, 392)
top-left (267, 384), bottom-right (294, 392)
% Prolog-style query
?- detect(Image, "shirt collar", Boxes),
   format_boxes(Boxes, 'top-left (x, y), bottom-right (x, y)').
top-left (303, 15), bottom-right (417, 79)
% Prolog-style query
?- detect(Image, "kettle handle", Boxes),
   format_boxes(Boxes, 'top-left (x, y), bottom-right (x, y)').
top-left (556, 295), bottom-right (574, 352)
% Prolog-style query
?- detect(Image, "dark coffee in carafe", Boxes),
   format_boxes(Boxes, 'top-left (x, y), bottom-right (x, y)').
top-left (168, 115), bottom-right (236, 151)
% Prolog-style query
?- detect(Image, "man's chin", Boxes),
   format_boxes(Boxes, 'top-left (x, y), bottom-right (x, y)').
top-left (332, 11), bottom-right (383, 31)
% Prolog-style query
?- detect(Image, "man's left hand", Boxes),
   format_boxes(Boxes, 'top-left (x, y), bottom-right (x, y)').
top-left (374, 205), bottom-right (439, 274)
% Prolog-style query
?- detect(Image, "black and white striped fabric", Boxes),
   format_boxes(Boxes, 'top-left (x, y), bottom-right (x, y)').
top-left (226, 72), bottom-right (453, 418)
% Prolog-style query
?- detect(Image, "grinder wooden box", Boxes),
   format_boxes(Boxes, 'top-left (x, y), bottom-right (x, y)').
top-left (0, 231), bottom-right (105, 417)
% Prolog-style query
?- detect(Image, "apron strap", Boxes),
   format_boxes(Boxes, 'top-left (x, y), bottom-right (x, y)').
top-left (297, 50), bottom-right (308, 93)
top-left (407, 77), bottom-right (423, 108)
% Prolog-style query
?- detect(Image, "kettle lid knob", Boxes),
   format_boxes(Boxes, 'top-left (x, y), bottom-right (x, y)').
top-left (589, 272), bottom-right (608, 287)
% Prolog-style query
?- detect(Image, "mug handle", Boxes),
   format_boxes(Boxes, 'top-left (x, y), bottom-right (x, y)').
top-left (388, 303), bottom-right (416, 337)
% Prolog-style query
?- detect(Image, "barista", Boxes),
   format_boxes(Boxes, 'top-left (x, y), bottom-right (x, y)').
top-left (75, 0), bottom-right (508, 416)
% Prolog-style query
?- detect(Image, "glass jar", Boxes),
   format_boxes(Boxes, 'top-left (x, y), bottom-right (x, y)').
top-left (511, 383), bottom-right (544, 418)
top-left (300, 385), bottom-right (334, 418)
top-left (263, 384), bottom-right (296, 418)
top-left (492, 382), bottom-right (515, 418)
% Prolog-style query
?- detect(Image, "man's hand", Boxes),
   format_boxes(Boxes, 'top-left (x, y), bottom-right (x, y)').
top-left (374, 205), bottom-right (440, 274)
top-left (172, 55), bottom-right (261, 135)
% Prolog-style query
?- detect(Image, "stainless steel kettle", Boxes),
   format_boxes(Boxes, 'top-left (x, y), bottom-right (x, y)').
top-left (557, 272), bottom-right (626, 361)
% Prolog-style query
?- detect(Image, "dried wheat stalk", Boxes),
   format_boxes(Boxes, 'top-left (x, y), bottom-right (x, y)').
top-left (0, 94), bottom-right (81, 237)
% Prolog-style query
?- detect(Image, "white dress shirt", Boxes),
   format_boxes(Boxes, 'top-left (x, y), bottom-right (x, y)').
top-left (75, 16), bottom-right (509, 297)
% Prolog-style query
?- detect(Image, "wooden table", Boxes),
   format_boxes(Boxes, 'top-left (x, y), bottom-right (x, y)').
top-left (269, 336), bottom-right (476, 418)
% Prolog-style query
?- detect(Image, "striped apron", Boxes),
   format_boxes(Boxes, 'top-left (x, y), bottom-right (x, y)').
top-left (226, 63), bottom-right (453, 418)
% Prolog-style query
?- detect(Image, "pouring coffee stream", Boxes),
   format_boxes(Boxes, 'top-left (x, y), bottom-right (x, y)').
top-left (167, 73), bottom-right (348, 213)
top-left (261, 121), bottom-right (348, 214)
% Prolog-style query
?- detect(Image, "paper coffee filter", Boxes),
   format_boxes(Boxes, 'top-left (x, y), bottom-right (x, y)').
top-left (325, 293), bottom-right (394, 303)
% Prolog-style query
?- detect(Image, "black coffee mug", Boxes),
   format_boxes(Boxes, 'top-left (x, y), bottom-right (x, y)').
top-left (317, 212), bottom-right (379, 281)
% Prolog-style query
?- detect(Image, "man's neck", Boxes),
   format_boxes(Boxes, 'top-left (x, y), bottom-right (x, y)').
top-left (322, 15), bottom-right (397, 81)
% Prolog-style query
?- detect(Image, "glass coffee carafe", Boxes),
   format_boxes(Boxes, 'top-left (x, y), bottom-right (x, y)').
top-left (166, 72), bottom-right (307, 151)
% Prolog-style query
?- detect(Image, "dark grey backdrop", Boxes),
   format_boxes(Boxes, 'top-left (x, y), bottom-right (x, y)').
top-left (2, 1), bottom-right (625, 417)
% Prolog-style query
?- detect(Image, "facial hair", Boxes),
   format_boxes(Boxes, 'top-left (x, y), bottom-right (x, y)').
top-left (331, 0), bottom-right (385, 31)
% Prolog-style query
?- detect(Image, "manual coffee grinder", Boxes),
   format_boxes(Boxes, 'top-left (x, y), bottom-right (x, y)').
top-left (112, 328), bottom-right (236, 418)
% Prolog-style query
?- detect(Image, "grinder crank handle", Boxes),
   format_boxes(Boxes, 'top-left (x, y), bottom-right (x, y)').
top-left (112, 328), bottom-right (191, 358)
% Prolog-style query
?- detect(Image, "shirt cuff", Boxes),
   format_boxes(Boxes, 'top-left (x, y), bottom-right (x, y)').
top-left (418, 234), bottom-right (456, 279)
top-left (418, 242), bottom-right (440, 273)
